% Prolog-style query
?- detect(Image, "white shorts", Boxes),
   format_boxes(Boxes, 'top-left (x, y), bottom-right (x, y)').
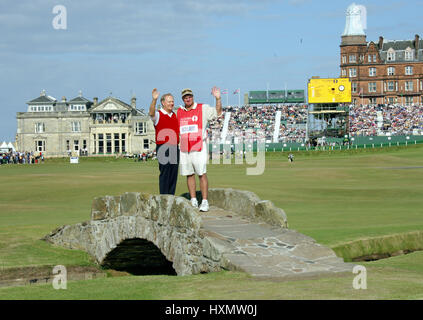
top-left (180, 141), bottom-right (208, 176)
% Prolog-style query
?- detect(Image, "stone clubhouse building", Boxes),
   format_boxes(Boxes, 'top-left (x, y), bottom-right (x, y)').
top-left (16, 90), bottom-right (155, 157)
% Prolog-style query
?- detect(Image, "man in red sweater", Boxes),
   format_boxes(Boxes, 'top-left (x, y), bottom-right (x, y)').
top-left (149, 88), bottom-right (179, 195)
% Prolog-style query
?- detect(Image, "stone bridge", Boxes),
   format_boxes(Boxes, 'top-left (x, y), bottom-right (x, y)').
top-left (43, 188), bottom-right (355, 278)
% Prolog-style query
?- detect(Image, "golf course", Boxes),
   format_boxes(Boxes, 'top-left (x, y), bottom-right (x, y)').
top-left (1, 144), bottom-right (422, 299)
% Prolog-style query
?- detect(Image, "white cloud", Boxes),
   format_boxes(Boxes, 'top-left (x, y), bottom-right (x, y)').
top-left (0, 0), bottom-right (278, 55)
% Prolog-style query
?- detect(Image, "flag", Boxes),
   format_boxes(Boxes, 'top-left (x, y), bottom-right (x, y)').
top-left (221, 89), bottom-right (228, 94)
top-left (233, 89), bottom-right (240, 94)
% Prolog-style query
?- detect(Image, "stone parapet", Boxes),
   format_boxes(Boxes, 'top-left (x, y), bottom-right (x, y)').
top-left (207, 188), bottom-right (288, 228)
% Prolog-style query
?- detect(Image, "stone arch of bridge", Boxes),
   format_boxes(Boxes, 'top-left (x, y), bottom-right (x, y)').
top-left (100, 237), bottom-right (177, 275)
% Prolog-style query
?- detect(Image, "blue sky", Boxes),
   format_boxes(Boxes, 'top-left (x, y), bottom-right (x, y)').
top-left (0, 0), bottom-right (421, 141)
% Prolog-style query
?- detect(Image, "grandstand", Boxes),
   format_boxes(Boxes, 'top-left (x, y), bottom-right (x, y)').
top-left (208, 103), bottom-right (423, 149)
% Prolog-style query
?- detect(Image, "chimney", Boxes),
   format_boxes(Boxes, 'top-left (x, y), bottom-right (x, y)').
top-left (415, 34), bottom-right (420, 59)
top-left (131, 96), bottom-right (136, 108)
top-left (93, 97), bottom-right (98, 106)
top-left (378, 36), bottom-right (384, 50)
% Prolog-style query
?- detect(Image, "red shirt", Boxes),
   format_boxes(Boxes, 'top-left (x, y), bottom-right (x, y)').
top-left (177, 104), bottom-right (203, 152)
top-left (155, 111), bottom-right (179, 145)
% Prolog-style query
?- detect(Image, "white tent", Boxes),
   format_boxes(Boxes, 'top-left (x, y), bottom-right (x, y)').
top-left (0, 141), bottom-right (15, 152)
top-left (0, 141), bottom-right (8, 152)
top-left (7, 142), bottom-right (15, 152)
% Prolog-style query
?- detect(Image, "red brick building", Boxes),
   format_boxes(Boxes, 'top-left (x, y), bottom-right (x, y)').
top-left (340, 5), bottom-right (423, 105)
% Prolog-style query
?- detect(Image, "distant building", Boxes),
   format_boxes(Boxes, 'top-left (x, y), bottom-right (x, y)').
top-left (16, 90), bottom-right (155, 157)
top-left (340, 3), bottom-right (423, 105)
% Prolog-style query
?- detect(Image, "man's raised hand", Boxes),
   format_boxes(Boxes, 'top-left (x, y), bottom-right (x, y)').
top-left (212, 86), bottom-right (223, 116)
top-left (152, 88), bottom-right (160, 100)
top-left (149, 88), bottom-right (160, 118)
top-left (211, 86), bottom-right (221, 100)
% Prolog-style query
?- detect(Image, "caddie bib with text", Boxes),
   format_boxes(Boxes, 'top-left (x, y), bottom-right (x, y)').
top-left (177, 104), bottom-right (203, 152)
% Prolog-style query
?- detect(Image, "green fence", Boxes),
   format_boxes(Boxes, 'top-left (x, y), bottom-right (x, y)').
top-left (209, 135), bottom-right (423, 152)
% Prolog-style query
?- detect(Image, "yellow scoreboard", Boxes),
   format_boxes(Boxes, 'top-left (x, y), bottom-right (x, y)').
top-left (307, 78), bottom-right (351, 103)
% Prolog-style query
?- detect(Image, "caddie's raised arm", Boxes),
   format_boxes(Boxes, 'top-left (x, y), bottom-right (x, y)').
top-left (149, 88), bottom-right (160, 118)
top-left (212, 86), bottom-right (222, 116)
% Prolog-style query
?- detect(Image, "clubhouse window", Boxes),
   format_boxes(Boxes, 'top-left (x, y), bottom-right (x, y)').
top-left (114, 133), bottom-right (120, 153)
top-left (121, 133), bottom-right (126, 153)
top-left (74, 140), bottom-right (79, 152)
top-left (35, 140), bottom-right (45, 152)
top-left (69, 105), bottom-right (85, 111)
top-left (135, 122), bottom-right (146, 135)
top-left (106, 134), bottom-right (112, 153)
top-left (98, 134), bottom-right (104, 154)
top-left (35, 122), bottom-right (45, 133)
top-left (71, 121), bottom-right (81, 132)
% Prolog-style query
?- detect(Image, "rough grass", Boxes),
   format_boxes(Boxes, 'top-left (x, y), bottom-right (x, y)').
top-left (333, 231), bottom-right (423, 262)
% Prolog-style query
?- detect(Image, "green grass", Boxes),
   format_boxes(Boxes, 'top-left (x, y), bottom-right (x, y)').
top-left (0, 144), bottom-right (422, 299)
top-left (2, 252), bottom-right (423, 300)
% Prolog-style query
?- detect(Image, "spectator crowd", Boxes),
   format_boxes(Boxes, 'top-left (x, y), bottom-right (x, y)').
top-left (349, 104), bottom-right (423, 136)
top-left (208, 104), bottom-right (308, 143)
top-left (208, 103), bottom-right (423, 142)
top-left (0, 151), bottom-right (44, 165)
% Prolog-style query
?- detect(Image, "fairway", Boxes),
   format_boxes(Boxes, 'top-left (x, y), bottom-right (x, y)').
top-left (0, 145), bottom-right (423, 299)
